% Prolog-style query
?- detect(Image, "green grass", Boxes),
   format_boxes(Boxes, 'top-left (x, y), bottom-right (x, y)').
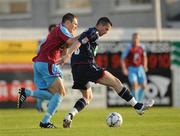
top-left (0, 107), bottom-right (180, 136)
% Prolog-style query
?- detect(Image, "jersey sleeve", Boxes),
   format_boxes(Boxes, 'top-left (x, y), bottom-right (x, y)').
top-left (121, 44), bottom-right (131, 60)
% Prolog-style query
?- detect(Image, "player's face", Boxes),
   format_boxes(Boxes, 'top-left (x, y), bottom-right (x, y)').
top-left (68, 18), bottom-right (78, 36)
top-left (97, 24), bottom-right (111, 36)
top-left (132, 34), bottom-right (140, 46)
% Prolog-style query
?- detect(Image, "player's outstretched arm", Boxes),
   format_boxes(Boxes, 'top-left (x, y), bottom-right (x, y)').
top-left (66, 36), bottom-right (79, 48)
top-left (56, 34), bottom-right (88, 65)
top-left (56, 29), bottom-right (99, 66)
top-left (56, 40), bottom-right (81, 66)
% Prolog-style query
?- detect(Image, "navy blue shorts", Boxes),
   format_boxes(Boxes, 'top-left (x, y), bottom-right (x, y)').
top-left (71, 63), bottom-right (105, 90)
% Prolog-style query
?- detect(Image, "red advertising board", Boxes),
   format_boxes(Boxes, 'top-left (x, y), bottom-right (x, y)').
top-left (0, 67), bottom-right (36, 108)
top-left (96, 41), bottom-right (172, 106)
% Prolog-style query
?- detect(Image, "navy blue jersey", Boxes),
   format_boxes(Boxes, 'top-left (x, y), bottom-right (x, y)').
top-left (71, 27), bottom-right (99, 65)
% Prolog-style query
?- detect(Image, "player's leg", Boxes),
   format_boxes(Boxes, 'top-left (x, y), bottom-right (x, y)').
top-left (80, 63), bottom-right (152, 113)
top-left (17, 62), bottom-right (53, 109)
top-left (137, 66), bottom-right (147, 102)
top-left (63, 64), bottom-right (93, 128)
top-left (39, 76), bottom-right (65, 128)
top-left (127, 68), bottom-right (140, 101)
top-left (97, 70), bottom-right (154, 115)
top-left (17, 87), bottom-right (54, 110)
top-left (69, 87), bottom-right (92, 117)
top-left (33, 65), bottom-right (45, 112)
top-left (63, 86), bottom-right (92, 128)
top-left (131, 82), bottom-right (140, 101)
top-left (40, 63), bottom-right (65, 128)
top-left (138, 82), bottom-right (146, 102)
top-left (36, 98), bottom-right (44, 112)
top-left (35, 68), bottom-right (45, 112)
top-left (18, 62), bottom-right (65, 128)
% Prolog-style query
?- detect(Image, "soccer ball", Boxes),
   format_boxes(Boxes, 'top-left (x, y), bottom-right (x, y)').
top-left (106, 112), bottom-right (123, 127)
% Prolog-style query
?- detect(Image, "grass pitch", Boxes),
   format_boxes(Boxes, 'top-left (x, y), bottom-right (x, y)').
top-left (0, 107), bottom-right (180, 136)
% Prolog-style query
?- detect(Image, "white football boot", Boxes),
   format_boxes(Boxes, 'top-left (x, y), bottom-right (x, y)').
top-left (136, 99), bottom-right (155, 115)
top-left (63, 114), bottom-right (72, 128)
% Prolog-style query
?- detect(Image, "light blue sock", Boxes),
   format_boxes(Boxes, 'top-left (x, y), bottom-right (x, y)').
top-left (131, 90), bottom-right (135, 98)
top-left (36, 98), bottom-right (43, 110)
top-left (42, 93), bottom-right (62, 123)
top-left (134, 89), bottom-right (139, 102)
top-left (25, 89), bottom-right (53, 100)
top-left (25, 89), bottom-right (32, 96)
top-left (138, 88), bottom-right (144, 102)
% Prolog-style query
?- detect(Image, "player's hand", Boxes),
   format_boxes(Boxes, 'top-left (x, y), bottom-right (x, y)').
top-left (56, 54), bottom-right (71, 66)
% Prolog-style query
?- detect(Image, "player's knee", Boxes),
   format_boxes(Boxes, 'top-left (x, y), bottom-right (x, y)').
top-left (132, 83), bottom-right (139, 90)
top-left (48, 87), bottom-right (66, 96)
top-left (141, 84), bottom-right (146, 90)
top-left (59, 89), bottom-right (66, 96)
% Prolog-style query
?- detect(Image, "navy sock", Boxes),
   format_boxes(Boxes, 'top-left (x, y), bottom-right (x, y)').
top-left (118, 87), bottom-right (133, 102)
top-left (134, 103), bottom-right (143, 110)
top-left (74, 98), bottom-right (87, 112)
top-left (118, 87), bottom-right (143, 110)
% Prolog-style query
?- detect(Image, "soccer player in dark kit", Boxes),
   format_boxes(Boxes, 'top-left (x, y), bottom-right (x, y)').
top-left (59, 17), bottom-right (154, 128)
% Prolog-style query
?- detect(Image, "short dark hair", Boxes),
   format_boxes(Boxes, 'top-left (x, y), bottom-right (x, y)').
top-left (48, 24), bottom-right (56, 32)
top-left (62, 13), bottom-right (77, 24)
top-left (132, 33), bottom-right (139, 37)
top-left (96, 17), bottom-right (112, 26)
